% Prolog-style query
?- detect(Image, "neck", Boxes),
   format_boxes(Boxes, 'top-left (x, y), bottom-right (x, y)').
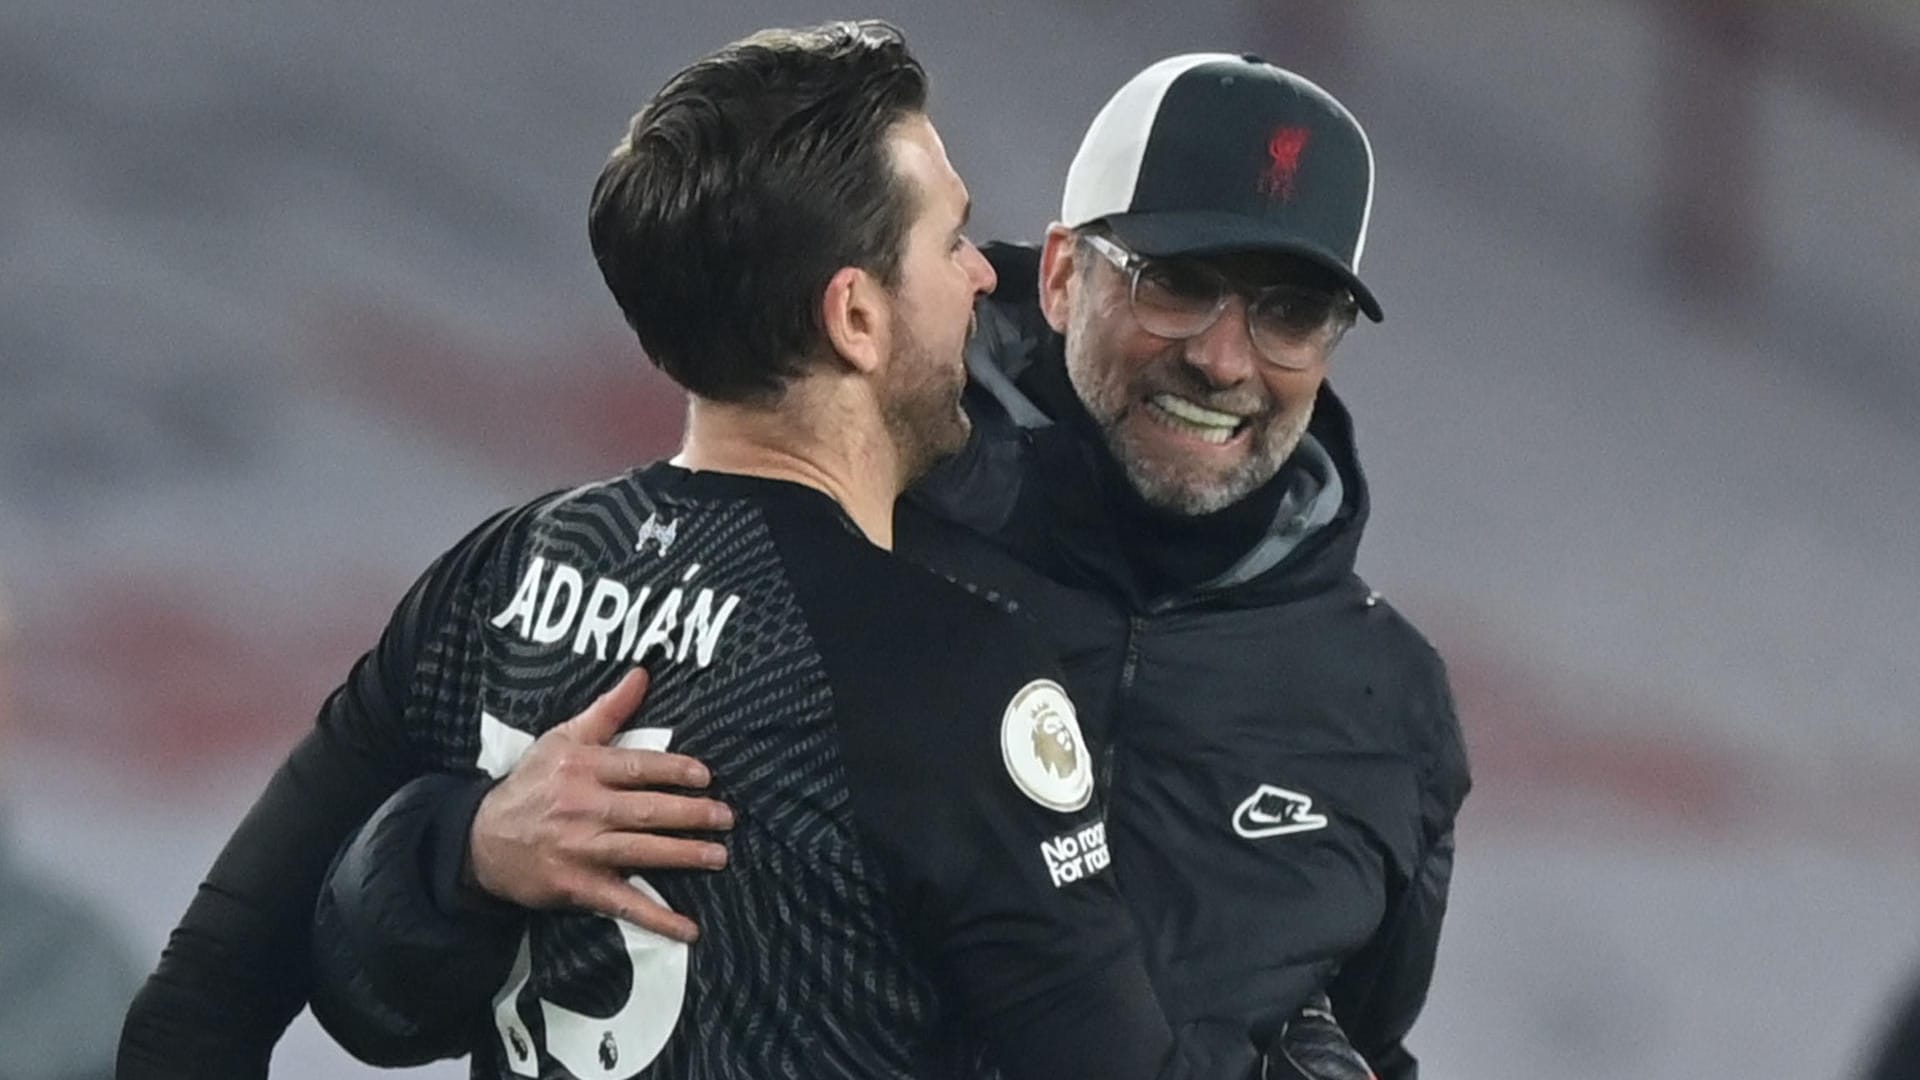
top-left (674, 380), bottom-right (907, 549)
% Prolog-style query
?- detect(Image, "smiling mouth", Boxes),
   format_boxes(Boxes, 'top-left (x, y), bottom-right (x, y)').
top-left (1143, 393), bottom-right (1250, 446)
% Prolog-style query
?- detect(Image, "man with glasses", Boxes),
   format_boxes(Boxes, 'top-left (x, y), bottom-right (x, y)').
top-left (898, 56), bottom-right (1465, 1076)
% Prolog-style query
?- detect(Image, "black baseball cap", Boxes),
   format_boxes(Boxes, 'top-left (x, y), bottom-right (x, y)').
top-left (1061, 53), bottom-right (1383, 322)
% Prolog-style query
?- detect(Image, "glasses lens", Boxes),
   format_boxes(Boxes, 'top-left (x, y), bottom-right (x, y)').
top-left (1131, 260), bottom-right (1224, 336)
top-left (1249, 287), bottom-right (1356, 366)
top-left (1254, 288), bottom-right (1341, 338)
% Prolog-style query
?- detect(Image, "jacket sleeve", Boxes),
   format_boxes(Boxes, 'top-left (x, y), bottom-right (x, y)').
top-left (1326, 828), bottom-right (1457, 1080)
top-left (309, 773), bottom-right (524, 1066)
top-left (1327, 645), bottom-right (1471, 1080)
top-left (116, 508), bottom-right (521, 1080)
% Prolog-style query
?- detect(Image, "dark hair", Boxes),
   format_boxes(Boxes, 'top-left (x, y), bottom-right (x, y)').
top-left (588, 21), bottom-right (929, 403)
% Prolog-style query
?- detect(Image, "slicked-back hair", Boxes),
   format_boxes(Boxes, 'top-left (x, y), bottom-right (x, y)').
top-left (589, 21), bottom-right (929, 404)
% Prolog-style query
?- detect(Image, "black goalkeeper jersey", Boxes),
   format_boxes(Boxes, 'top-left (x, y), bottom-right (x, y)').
top-left (289, 464), bottom-right (1210, 1080)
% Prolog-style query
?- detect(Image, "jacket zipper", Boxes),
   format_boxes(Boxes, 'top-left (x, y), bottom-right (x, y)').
top-left (1104, 614), bottom-right (1147, 795)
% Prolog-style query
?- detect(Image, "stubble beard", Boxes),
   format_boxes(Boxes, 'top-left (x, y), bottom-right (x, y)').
top-left (1064, 329), bottom-right (1310, 517)
top-left (881, 321), bottom-right (972, 489)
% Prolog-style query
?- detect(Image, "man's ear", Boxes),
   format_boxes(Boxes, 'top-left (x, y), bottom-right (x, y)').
top-left (821, 265), bottom-right (890, 376)
top-left (1037, 224), bottom-right (1079, 334)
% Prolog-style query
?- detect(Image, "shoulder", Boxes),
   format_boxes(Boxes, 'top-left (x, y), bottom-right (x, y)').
top-left (417, 480), bottom-right (598, 590)
top-left (383, 474), bottom-right (642, 677)
top-left (798, 537), bottom-right (1043, 664)
top-left (369, 487), bottom-right (574, 655)
top-left (810, 556), bottom-right (1101, 827)
top-left (445, 470), bottom-right (682, 597)
top-left (790, 539), bottom-right (1061, 714)
top-left (785, 538), bottom-right (1099, 818)
top-left (1352, 581), bottom-right (1471, 817)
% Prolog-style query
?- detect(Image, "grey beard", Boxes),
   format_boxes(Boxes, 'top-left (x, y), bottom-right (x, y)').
top-left (1101, 419), bottom-right (1302, 516)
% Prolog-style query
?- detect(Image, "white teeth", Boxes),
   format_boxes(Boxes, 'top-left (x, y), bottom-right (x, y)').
top-left (1148, 394), bottom-right (1243, 444)
top-left (1150, 394), bottom-right (1241, 427)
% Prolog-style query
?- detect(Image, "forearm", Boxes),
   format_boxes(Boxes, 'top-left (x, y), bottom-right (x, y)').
top-left (118, 720), bottom-right (412, 1078)
top-left (311, 773), bottom-right (523, 1066)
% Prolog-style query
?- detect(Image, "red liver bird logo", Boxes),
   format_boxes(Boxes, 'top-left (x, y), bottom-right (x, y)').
top-left (1261, 126), bottom-right (1311, 200)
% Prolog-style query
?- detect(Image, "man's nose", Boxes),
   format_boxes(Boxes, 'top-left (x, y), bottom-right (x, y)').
top-left (1181, 296), bottom-right (1260, 387)
top-left (965, 240), bottom-right (997, 296)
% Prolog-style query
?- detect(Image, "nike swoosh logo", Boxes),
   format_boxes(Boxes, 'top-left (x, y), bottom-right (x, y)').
top-left (1233, 783), bottom-right (1330, 839)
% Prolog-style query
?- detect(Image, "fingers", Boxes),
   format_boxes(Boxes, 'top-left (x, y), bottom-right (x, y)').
top-left (569, 876), bottom-right (702, 944)
top-left (592, 832), bottom-right (730, 873)
top-left (558, 668), bottom-right (651, 746)
top-left (594, 747), bottom-right (712, 789)
top-left (599, 790), bottom-right (733, 833)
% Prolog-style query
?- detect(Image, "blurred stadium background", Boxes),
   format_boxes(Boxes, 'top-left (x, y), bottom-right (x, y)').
top-left (3, 1), bottom-right (1917, 1077)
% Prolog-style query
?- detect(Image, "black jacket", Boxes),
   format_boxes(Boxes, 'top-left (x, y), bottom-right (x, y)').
top-left (894, 244), bottom-right (1470, 1079)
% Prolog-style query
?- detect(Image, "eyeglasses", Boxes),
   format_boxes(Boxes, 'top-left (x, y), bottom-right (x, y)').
top-left (1080, 233), bottom-right (1358, 370)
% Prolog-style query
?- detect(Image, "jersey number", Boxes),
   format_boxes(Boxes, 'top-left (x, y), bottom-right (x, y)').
top-left (478, 712), bottom-right (690, 1078)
